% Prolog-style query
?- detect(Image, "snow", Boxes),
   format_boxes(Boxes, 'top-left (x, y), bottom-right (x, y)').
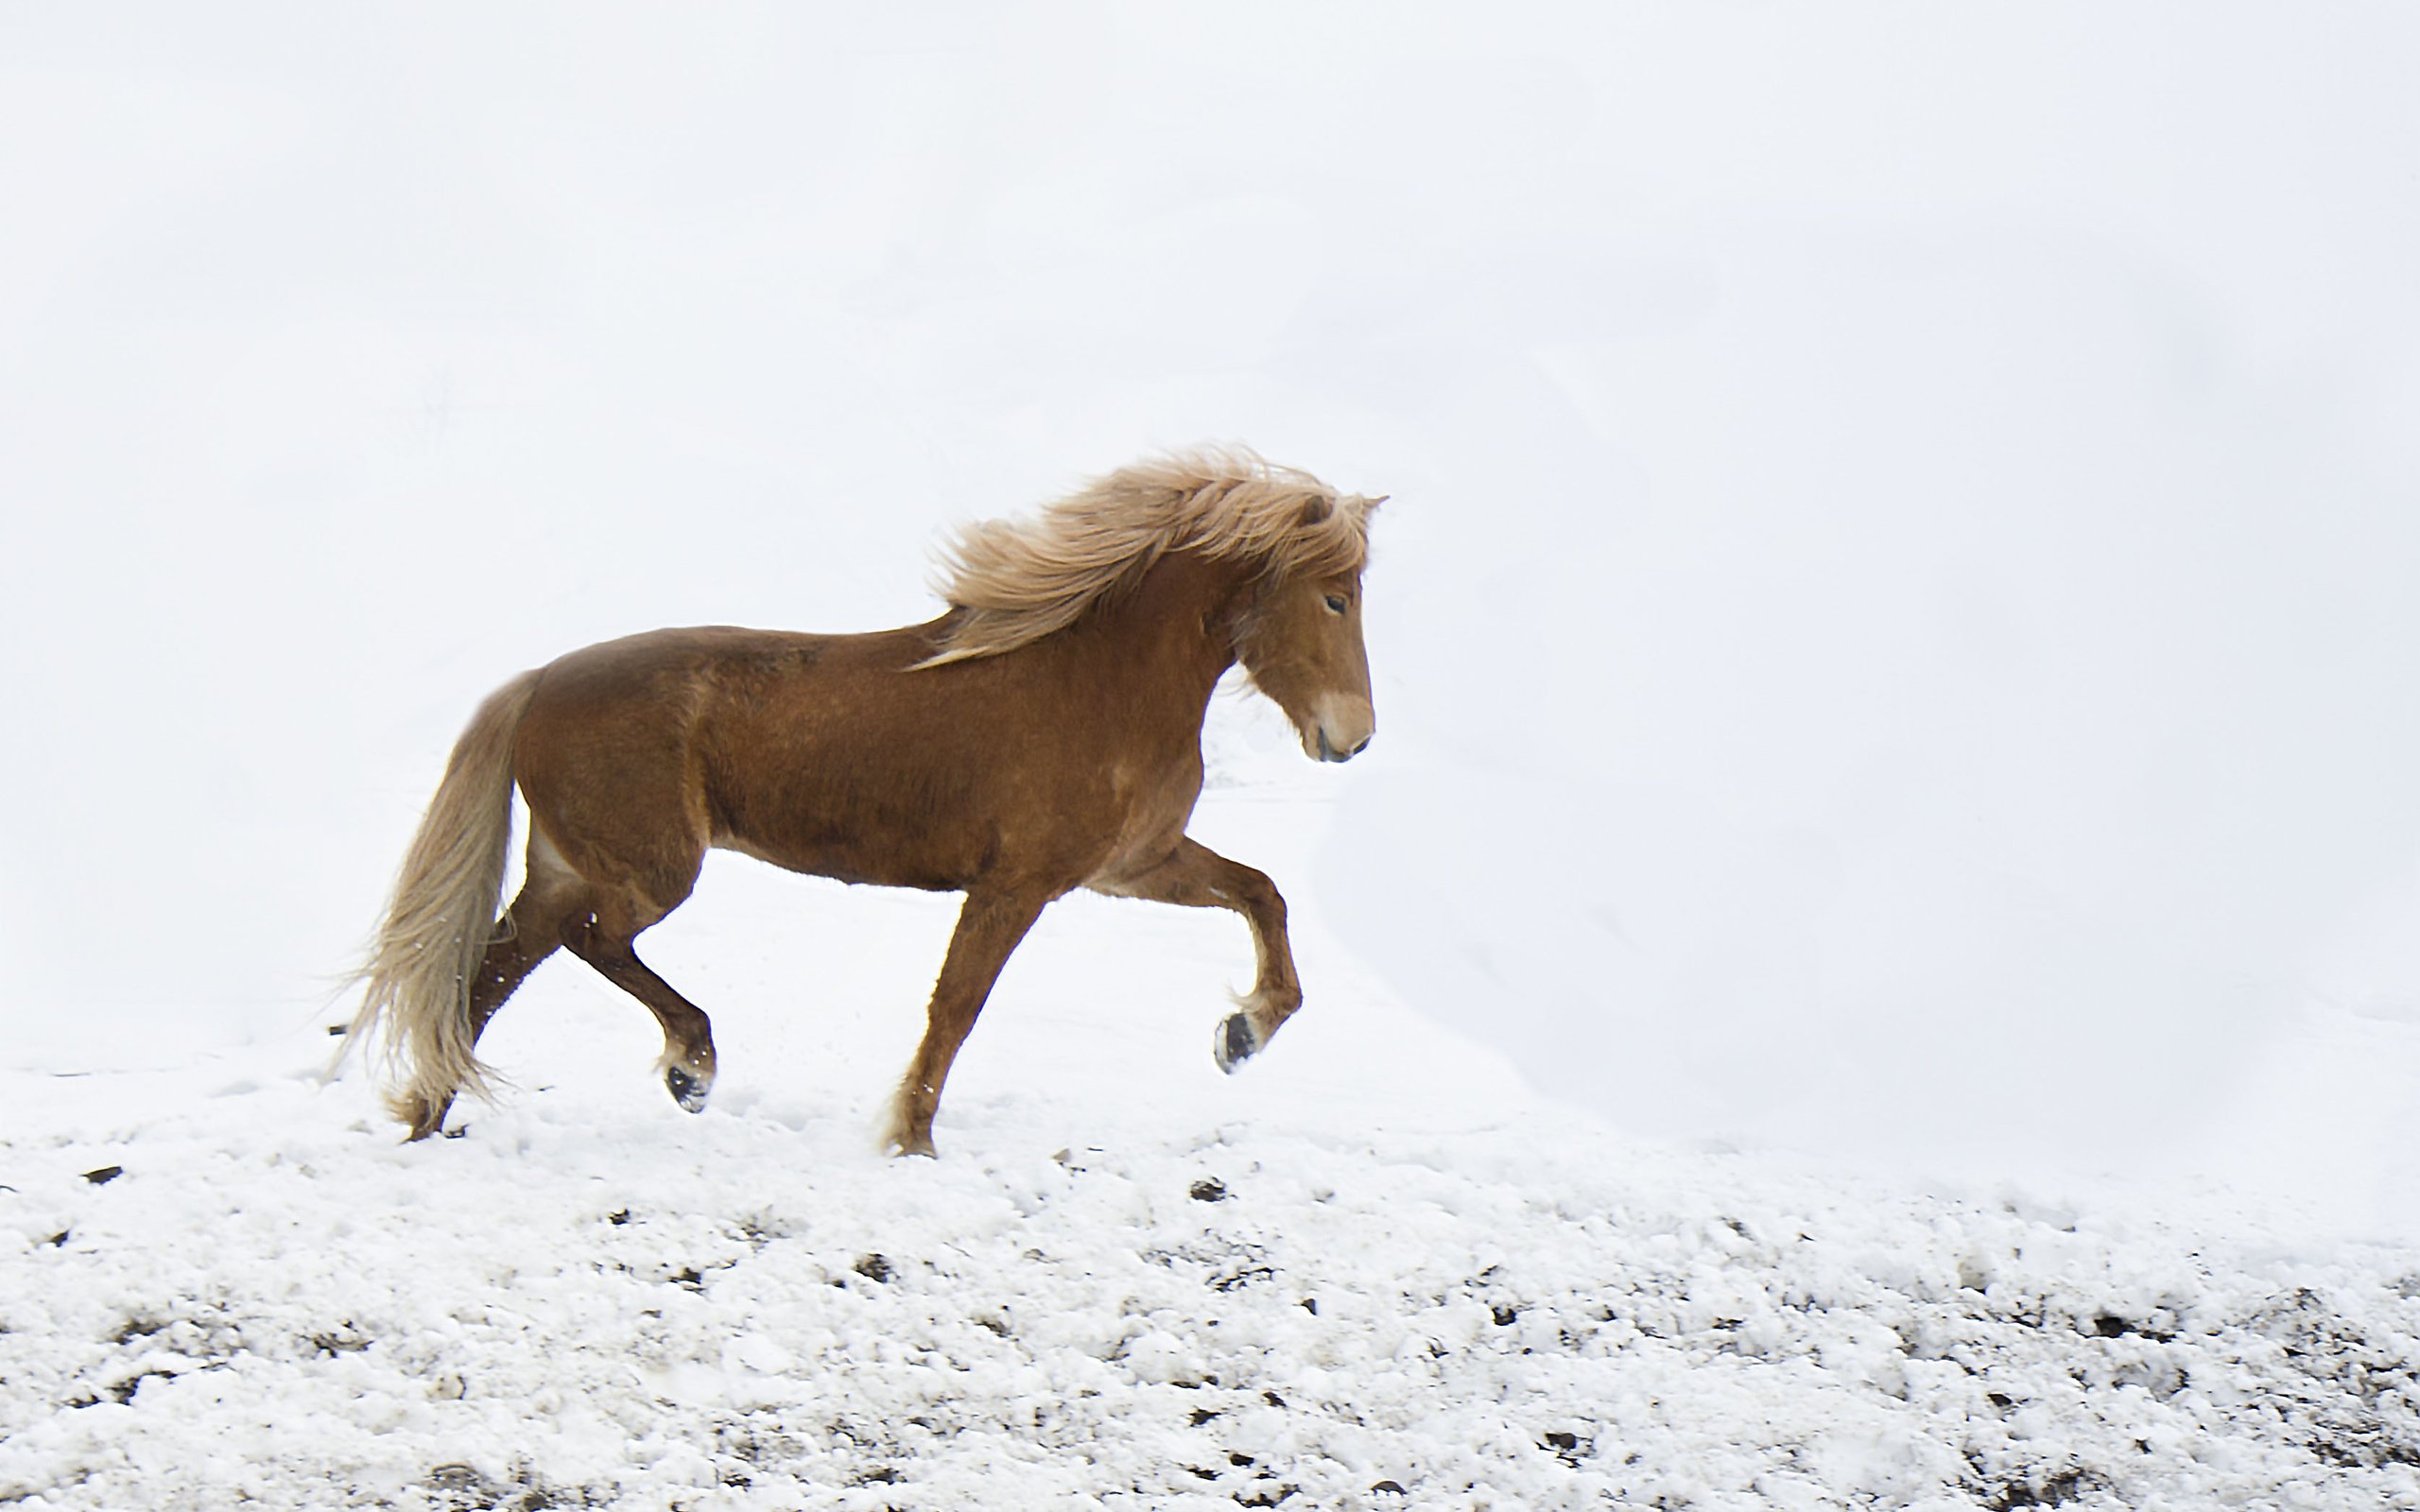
top-left (7, 5), bottom-right (2420, 1506)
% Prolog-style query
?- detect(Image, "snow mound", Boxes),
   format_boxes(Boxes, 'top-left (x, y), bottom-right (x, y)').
top-left (5, 1071), bottom-right (2418, 1511)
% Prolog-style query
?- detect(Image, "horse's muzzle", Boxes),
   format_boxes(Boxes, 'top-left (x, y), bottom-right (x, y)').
top-left (1316, 729), bottom-right (1372, 763)
top-left (1306, 694), bottom-right (1375, 764)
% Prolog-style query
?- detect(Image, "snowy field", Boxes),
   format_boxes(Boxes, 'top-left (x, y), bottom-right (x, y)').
top-left (7, 6), bottom-right (2420, 1509)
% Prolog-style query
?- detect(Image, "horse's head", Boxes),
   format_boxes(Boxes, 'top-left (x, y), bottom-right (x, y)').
top-left (1237, 496), bottom-right (1380, 764)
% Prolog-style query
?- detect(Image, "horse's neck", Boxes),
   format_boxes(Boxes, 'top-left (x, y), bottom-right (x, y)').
top-left (1068, 550), bottom-right (1248, 723)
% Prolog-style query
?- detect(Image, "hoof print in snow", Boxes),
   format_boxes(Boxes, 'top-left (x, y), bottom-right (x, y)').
top-left (1371, 1482), bottom-right (1407, 1497)
top-left (670, 1266), bottom-right (704, 1291)
top-left (855, 1252), bottom-right (893, 1283)
top-left (606, 1209), bottom-right (631, 1226)
top-left (1540, 1431), bottom-right (1589, 1467)
top-left (1236, 1482), bottom-right (1298, 1507)
top-left (83, 1165), bottom-right (124, 1185)
top-left (1492, 1303), bottom-right (1519, 1326)
top-left (1190, 1177), bottom-right (1228, 1202)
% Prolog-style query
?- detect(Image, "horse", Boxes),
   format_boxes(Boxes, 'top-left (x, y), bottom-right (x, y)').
top-left (341, 450), bottom-right (1381, 1155)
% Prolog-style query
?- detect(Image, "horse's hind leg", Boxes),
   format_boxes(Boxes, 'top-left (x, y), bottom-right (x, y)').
top-left (403, 846), bottom-right (585, 1140)
top-left (562, 888), bottom-right (719, 1114)
top-left (467, 842), bottom-right (587, 1040)
top-left (519, 730), bottom-right (717, 1114)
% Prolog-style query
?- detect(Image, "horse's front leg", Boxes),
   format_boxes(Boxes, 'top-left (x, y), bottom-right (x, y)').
top-left (885, 886), bottom-right (1050, 1157)
top-left (1092, 836), bottom-right (1302, 1074)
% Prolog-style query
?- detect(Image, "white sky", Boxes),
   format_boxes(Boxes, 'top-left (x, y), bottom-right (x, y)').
top-left (3, 4), bottom-right (2415, 1211)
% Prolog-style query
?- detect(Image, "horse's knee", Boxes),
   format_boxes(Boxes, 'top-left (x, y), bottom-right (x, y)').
top-left (1229, 866), bottom-right (1286, 927)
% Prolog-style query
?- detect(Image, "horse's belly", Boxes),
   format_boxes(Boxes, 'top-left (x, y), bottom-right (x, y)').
top-left (710, 824), bottom-right (973, 893)
top-left (713, 769), bottom-right (1187, 897)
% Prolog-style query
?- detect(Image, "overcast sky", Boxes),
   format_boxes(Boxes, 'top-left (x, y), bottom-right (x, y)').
top-left (3, 5), bottom-right (2415, 1214)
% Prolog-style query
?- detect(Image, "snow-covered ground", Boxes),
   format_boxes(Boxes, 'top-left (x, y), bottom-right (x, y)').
top-left (8, 734), bottom-right (2420, 1509)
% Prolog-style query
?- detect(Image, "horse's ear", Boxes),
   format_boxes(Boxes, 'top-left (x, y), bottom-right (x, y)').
top-left (1360, 494), bottom-right (1389, 515)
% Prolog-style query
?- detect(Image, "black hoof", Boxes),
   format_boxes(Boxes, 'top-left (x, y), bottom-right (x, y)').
top-left (1214, 1012), bottom-right (1261, 1075)
top-left (665, 1065), bottom-right (710, 1114)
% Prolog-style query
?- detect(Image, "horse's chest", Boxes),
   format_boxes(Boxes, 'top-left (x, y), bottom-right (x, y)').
top-left (1087, 753), bottom-right (1202, 872)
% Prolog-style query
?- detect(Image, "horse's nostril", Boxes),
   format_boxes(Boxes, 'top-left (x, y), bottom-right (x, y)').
top-left (1348, 734), bottom-right (1372, 757)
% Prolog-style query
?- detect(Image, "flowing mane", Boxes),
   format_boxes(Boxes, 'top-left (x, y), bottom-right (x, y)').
top-left (917, 449), bottom-right (1374, 667)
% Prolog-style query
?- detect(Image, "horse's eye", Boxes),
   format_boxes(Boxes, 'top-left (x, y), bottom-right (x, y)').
top-left (1322, 594), bottom-right (1348, 615)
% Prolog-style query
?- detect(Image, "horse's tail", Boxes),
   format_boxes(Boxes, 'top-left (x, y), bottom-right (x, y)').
top-left (339, 669), bottom-right (543, 1130)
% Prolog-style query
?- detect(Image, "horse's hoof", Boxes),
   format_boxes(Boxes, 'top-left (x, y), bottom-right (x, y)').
top-left (1214, 1012), bottom-right (1262, 1075)
top-left (665, 1065), bottom-right (711, 1114)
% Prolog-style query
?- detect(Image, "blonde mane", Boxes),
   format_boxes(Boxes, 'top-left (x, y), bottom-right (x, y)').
top-left (918, 448), bottom-right (1375, 667)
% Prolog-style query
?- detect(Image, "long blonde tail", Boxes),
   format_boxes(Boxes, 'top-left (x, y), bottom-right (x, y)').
top-left (340, 669), bottom-right (543, 1129)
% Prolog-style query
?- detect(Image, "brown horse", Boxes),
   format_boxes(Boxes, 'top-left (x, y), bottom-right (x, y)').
top-left (343, 451), bottom-right (1381, 1154)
